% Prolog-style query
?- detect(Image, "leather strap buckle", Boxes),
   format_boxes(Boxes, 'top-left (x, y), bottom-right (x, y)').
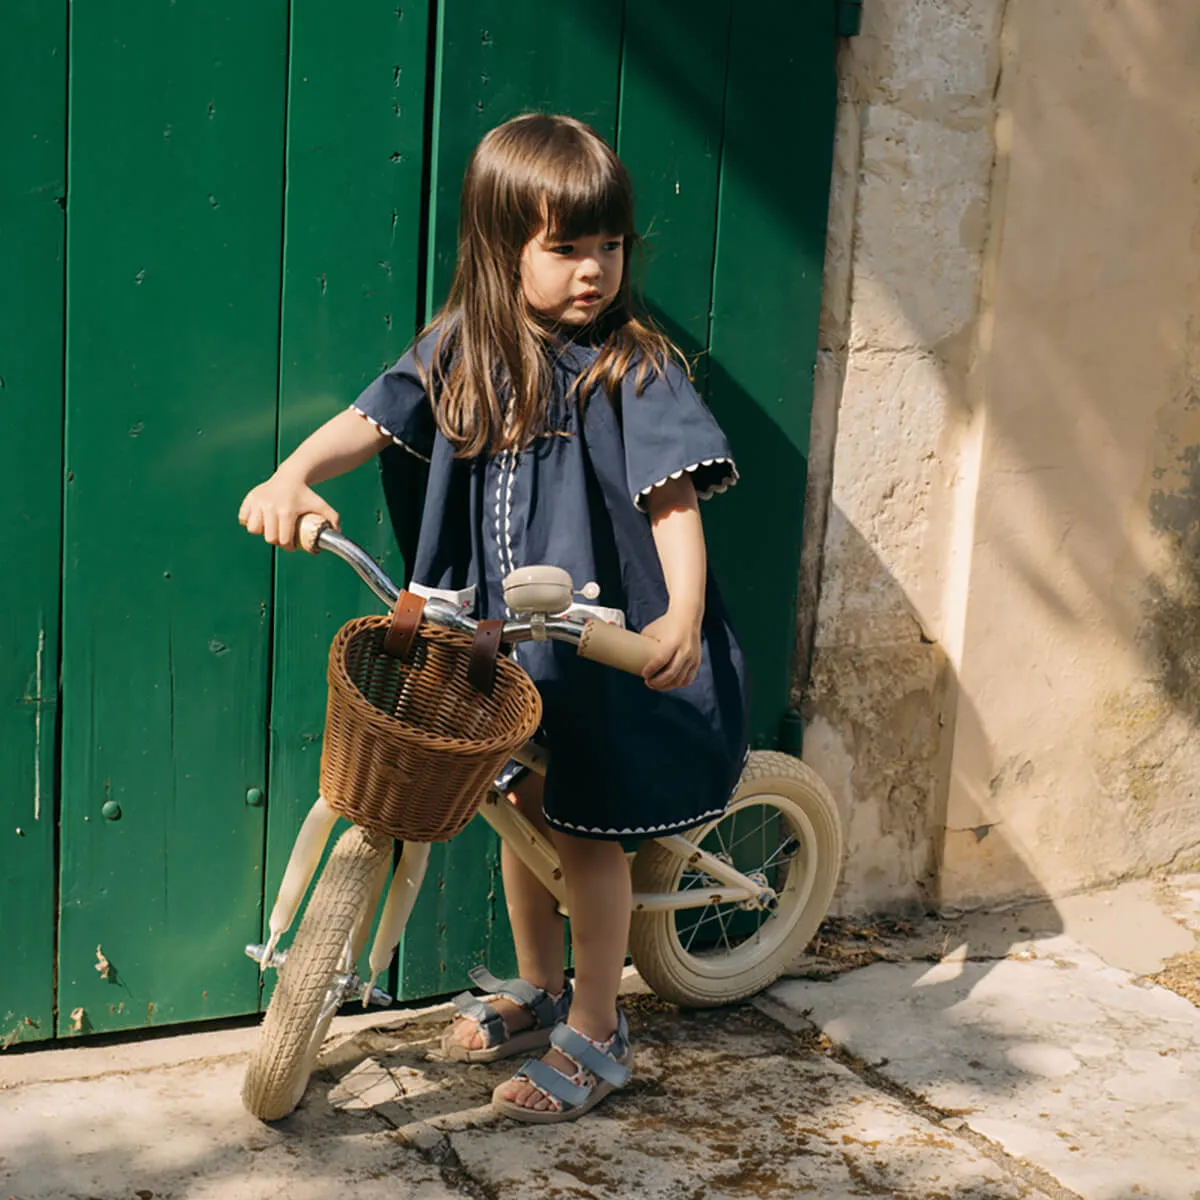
top-left (384, 591), bottom-right (427, 658)
top-left (468, 619), bottom-right (505, 695)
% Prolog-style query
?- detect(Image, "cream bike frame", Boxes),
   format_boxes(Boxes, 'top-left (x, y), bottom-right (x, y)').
top-left (245, 517), bottom-right (793, 1012)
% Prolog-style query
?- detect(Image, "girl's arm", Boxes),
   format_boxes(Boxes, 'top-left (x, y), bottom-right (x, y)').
top-left (238, 408), bottom-right (391, 550)
top-left (641, 474), bottom-right (706, 691)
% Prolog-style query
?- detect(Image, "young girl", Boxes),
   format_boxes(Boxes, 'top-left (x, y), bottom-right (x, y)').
top-left (239, 113), bottom-right (747, 1122)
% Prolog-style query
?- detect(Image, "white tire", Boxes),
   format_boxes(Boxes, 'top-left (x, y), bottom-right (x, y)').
top-left (241, 825), bottom-right (391, 1120)
top-left (629, 751), bottom-right (842, 1008)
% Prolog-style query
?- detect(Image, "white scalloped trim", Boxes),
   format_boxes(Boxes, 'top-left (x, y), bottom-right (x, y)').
top-left (351, 404), bottom-right (432, 463)
top-left (545, 804), bottom-right (729, 837)
top-left (496, 449), bottom-right (520, 661)
top-left (634, 456), bottom-right (739, 512)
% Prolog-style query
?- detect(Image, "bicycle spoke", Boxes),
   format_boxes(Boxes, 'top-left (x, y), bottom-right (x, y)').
top-left (762, 840), bottom-right (797, 872)
top-left (724, 807), bottom-right (783, 855)
top-left (711, 819), bottom-right (731, 862)
top-left (680, 903), bottom-right (730, 952)
top-left (670, 804), bottom-right (803, 959)
top-left (711, 902), bottom-right (732, 951)
top-left (761, 812), bottom-right (766, 887)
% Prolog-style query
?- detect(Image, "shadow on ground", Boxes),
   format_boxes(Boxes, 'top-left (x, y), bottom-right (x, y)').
top-left (308, 996), bottom-right (1051, 1199)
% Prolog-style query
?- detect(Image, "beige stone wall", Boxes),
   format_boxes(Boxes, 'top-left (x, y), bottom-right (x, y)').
top-left (803, 0), bottom-right (1200, 913)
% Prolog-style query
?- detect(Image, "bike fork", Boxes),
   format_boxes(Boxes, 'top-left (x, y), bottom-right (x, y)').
top-left (362, 841), bottom-right (431, 1005)
top-left (257, 796), bottom-right (340, 971)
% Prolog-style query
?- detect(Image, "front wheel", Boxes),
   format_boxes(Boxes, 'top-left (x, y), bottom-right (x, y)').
top-left (242, 824), bottom-right (392, 1121)
top-left (629, 751), bottom-right (843, 1008)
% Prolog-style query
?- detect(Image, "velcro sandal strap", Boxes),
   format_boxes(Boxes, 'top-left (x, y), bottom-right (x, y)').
top-left (467, 965), bottom-right (561, 1029)
top-left (550, 1019), bottom-right (631, 1087)
top-left (452, 993), bottom-right (505, 1048)
top-left (467, 964), bottom-right (513, 993)
top-left (519, 1058), bottom-right (590, 1109)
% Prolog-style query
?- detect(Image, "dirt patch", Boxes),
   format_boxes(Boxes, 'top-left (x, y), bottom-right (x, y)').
top-left (785, 915), bottom-right (928, 977)
top-left (1150, 950), bottom-right (1200, 1007)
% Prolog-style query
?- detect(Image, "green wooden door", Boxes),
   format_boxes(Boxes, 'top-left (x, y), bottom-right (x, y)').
top-left (261, 0), bottom-right (432, 1003)
top-left (3, 0), bottom-right (838, 1041)
top-left (57, 1), bottom-right (290, 1036)
top-left (705, 5), bottom-right (837, 742)
top-left (0, 0), bottom-right (67, 1048)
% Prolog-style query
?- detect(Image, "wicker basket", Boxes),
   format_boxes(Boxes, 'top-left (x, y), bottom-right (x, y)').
top-left (319, 614), bottom-right (543, 842)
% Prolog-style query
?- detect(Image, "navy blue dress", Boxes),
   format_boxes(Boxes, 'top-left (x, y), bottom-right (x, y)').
top-left (353, 333), bottom-right (748, 840)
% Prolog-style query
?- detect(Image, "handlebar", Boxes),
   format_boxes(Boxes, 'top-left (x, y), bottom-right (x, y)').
top-left (295, 514), bottom-right (658, 677)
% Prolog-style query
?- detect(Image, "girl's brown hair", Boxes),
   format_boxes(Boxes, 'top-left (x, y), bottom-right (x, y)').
top-left (417, 113), bottom-right (684, 458)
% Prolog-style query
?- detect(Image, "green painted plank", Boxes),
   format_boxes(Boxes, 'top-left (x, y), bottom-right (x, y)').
top-left (0, 0), bottom-right (67, 1047)
top-left (58, 2), bottom-right (289, 1036)
top-left (401, 0), bottom-right (625, 1000)
top-left (397, 822), bottom-right (508, 1001)
top-left (425, 0), bottom-right (625, 309)
top-left (704, 5), bottom-right (838, 745)
top-left (614, 0), bottom-right (732, 368)
top-left (264, 0), bottom-right (432, 1005)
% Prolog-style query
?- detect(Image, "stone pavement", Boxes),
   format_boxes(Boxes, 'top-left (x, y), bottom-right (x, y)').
top-left (1, 874), bottom-right (1197, 1200)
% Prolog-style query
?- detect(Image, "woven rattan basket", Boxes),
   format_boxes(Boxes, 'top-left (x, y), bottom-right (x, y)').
top-left (319, 614), bottom-right (543, 841)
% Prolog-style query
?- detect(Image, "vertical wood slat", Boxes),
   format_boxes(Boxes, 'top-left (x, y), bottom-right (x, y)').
top-left (0, 0), bottom-right (68, 1046)
top-left (705, 5), bottom-right (839, 744)
top-left (399, 0), bottom-right (625, 1001)
top-left (424, 0), bottom-right (625, 310)
top-left (264, 0), bottom-right (431, 1005)
top-left (58, 2), bottom-right (290, 1035)
top-left (614, 0), bottom-right (732, 370)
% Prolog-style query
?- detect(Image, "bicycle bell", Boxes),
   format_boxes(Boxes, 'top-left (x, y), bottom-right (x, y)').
top-left (503, 566), bottom-right (599, 615)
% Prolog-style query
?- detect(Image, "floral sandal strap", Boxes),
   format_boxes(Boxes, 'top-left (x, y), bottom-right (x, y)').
top-left (452, 965), bottom-right (571, 1049)
top-left (517, 1012), bottom-right (632, 1111)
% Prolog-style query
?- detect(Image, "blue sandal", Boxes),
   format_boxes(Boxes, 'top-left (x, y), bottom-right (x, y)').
top-left (492, 1010), bottom-right (633, 1123)
top-left (440, 965), bottom-right (572, 1064)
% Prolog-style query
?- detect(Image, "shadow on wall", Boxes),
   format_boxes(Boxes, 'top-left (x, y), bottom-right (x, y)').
top-left (803, 0), bottom-right (1200, 916)
top-left (803, 501), bottom-right (1065, 964)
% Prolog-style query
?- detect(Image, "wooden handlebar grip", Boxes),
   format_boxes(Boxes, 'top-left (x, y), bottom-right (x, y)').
top-left (577, 620), bottom-right (658, 676)
top-left (297, 513), bottom-right (332, 555)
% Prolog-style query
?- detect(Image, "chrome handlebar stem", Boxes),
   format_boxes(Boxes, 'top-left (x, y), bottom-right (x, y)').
top-left (315, 527), bottom-right (585, 648)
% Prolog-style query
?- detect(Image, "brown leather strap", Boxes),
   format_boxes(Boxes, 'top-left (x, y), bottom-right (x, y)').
top-left (468, 620), bottom-right (505, 695)
top-left (384, 591), bottom-right (426, 659)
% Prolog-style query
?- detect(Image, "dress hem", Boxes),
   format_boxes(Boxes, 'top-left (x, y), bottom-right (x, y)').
top-left (633, 456), bottom-right (740, 512)
top-left (542, 804), bottom-right (729, 841)
top-left (351, 404), bottom-right (432, 463)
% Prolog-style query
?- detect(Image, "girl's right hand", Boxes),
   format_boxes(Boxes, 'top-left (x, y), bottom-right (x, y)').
top-left (238, 472), bottom-right (340, 552)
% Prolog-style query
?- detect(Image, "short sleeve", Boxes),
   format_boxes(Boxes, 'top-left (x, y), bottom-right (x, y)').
top-left (621, 361), bottom-right (739, 511)
top-left (352, 343), bottom-right (436, 464)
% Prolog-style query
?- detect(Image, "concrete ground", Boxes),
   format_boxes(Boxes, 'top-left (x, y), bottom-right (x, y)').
top-left (1, 873), bottom-right (1198, 1200)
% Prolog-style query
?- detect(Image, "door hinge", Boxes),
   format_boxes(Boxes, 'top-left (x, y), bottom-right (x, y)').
top-left (837, 0), bottom-right (863, 37)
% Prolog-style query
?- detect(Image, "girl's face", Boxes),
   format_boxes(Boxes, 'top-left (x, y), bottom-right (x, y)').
top-left (519, 227), bottom-right (625, 326)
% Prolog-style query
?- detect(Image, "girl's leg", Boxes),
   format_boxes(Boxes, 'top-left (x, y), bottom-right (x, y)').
top-left (496, 828), bottom-right (632, 1111)
top-left (448, 773), bottom-right (567, 1050)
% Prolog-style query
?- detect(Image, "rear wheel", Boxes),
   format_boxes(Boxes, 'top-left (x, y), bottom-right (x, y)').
top-left (241, 825), bottom-right (392, 1121)
top-left (629, 751), bottom-right (842, 1008)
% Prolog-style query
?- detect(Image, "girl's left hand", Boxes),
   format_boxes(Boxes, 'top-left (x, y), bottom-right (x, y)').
top-left (641, 610), bottom-right (703, 691)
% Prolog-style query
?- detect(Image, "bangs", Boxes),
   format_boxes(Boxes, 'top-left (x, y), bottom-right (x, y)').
top-left (537, 124), bottom-right (635, 241)
top-left (543, 167), bottom-right (635, 242)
